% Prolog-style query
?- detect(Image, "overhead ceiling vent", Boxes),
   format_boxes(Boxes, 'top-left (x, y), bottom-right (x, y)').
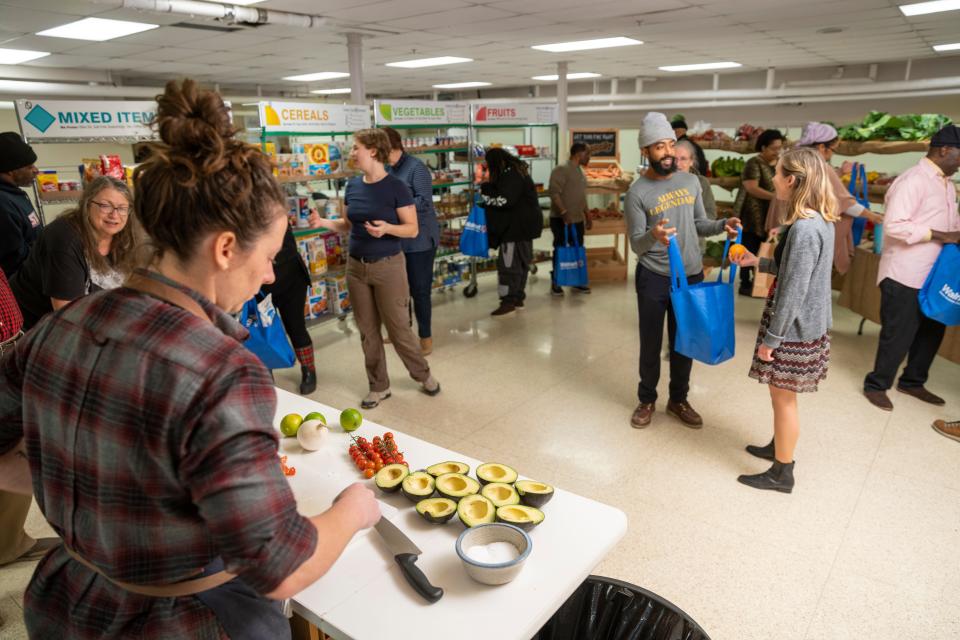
top-left (170, 21), bottom-right (246, 33)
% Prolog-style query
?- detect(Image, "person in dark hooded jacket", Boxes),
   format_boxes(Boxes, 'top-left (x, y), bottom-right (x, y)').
top-left (479, 148), bottom-right (543, 316)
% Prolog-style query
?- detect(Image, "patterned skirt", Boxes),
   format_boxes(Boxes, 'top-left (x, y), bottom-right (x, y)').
top-left (748, 281), bottom-right (830, 393)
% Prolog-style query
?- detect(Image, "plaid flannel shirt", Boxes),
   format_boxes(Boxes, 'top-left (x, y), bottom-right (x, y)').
top-left (0, 268), bottom-right (23, 344)
top-left (0, 270), bottom-right (317, 638)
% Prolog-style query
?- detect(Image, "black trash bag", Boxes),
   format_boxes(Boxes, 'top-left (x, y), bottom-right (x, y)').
top-left (532, 575), bottom-right (710, 640)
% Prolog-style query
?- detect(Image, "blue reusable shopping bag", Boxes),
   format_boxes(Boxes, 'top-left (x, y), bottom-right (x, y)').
top-left (667, 229), bottom-right (740, 365)
top-left (555, 224), bottom-right (589, 287)
top-left (240, 293), bottom-right (296, 369)
top-left (848, 163), bottom-right (869, 246)
top-left (459, 197), bottom-right (489, 257)
top-left (919, 244), bottom-right (960, 326)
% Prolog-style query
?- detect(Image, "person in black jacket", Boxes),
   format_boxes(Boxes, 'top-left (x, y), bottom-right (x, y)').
top-left (0, 132), bottom-right (41, 278)
top-left (479, 148), bottom-right (543, 316)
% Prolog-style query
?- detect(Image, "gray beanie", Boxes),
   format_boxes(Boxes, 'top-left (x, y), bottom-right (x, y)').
top-left (638, 112), bottom-right (677, 149)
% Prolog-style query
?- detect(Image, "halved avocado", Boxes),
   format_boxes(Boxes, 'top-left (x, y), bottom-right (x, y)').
top-left (426, 461), bottom-right (470, 478)
top-left (457, 494), bottom-right (496, 527)
top-left (475, 462), bottom-right (518, 486)
top-left (416, 497), bottom-right (457, 524)
top-left (375, 463), bottom-right (409, 493)
top-left (480, 482), bottom-right (521, 507)
top-left (401, 471), bottom-right (436, 503)
top-left (496, 504), bottom-right (544, 531)
top-left (435, 473), bottom-right (480, 502)
top-left (514, 479), bottom-right (554, 508)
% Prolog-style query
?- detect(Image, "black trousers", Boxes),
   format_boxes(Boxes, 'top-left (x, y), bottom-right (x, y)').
top-left (739, 230), bottom-right (764, 290)
top-left (636, 265), bottom-right (704, 404)
top-left (864, 278), bottom-right (946, 392)
top-left (405, 248), bottom-right (436, 339)
top-left (497, 240), bottom-right (533, 305)
top-left (267, 267), bottom-right (313, 350)
top-left (550, 217), bottom-right (586, 286)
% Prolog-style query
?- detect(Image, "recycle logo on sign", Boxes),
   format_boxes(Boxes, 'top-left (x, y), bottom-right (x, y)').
top-left (24, 103), bottom-right (56, 133)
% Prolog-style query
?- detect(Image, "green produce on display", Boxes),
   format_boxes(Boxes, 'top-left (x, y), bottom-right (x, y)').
top-left (401, 471), bottom-right (436, 503)
top-left (457, 494), bottom-right (496, 527)
top-left (495, 504), bottom-right (545, 531)
top-left (835, 112), bottom-right (953, 142)
top-left (514, 480), bottom-right (555, 508)
top-left (475, 462), bottom-right (519, 486)
top-left (416, 497), bottom-right (458, 524)
top-left (711, 156), bottom-right (745, 177)
top-left (435, 473), bottom-right (481, 501)
top-left (375, 463), bottom-right (410, 492)
top-left (480, 482), bottom-right (522, 507)
top-left (426, 461), bottom-right (470, 477)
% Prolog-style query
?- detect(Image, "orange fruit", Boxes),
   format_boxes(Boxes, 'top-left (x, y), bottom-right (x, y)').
top-left (728, 243), bottom-right (747, 260)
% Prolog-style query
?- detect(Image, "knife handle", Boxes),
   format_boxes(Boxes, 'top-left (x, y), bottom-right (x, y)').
top-left (395, 553), bottom-right (443, 603)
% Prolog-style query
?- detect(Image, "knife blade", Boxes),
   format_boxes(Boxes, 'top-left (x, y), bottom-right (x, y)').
top-left (374, 517), bottom-right (443, 603)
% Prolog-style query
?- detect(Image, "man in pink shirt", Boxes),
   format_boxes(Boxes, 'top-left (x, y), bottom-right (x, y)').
top-left (864, 125), bottom-right (960, 411)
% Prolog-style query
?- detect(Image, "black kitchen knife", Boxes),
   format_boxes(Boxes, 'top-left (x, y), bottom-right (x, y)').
top-left (373, 517), bottom-right (443, 603)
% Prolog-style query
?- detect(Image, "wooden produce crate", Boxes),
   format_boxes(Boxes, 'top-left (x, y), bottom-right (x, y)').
top-left (584, 217), bottom-right (629, 282)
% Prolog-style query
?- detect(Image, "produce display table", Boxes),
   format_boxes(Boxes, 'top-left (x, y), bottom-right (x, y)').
top-left (837, 247), bottom-right (960, 365)
top-left (274, 389), bottom-right (628, 640)
top-left (584, 218), bottom-right (629, 282)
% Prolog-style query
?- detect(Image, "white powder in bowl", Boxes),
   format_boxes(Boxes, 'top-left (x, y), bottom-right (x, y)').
top-left (466, 541), bottom-right (520, 564)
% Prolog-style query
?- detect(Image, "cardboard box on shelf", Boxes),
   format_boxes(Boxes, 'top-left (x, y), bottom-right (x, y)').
top-left (326, 273), bottom-right (350, 313)
top-left (36, 171), bottom-right (59, 192)
top-left (305, 283), bottom-right (329, 319)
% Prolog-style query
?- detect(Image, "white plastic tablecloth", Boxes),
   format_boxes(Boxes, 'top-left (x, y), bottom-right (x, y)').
top-left (274, 388), bottom-right (628, 640)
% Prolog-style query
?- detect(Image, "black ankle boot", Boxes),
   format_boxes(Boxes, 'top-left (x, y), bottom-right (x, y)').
top-left (299, 367), bottom-right (317, 395)
top-left (745, 438), bottom-right (775, 461)
top-left (737, 460), bottom-right (795, 494)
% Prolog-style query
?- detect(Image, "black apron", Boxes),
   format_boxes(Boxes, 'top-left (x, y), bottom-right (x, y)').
top-left (195, 557), bottom-right (291, 640)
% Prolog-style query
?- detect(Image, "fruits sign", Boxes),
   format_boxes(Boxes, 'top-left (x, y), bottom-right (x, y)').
top-left (258, 100), bottom-right (371, 133)
top-left (374, 100), bottom-right (469, 126)
top-left (472, 103), bottom-right (558, 125)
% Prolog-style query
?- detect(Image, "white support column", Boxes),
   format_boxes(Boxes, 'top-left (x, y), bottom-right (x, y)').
top-left (610, 77), bottom-right (619, 95)
top-left (557, 61), bottom-right (568, 161)
top-left (766, 67), bottom-right (775, 90)
top-left (634, 77), bottom-right (643, 94)
top-left (347, 32), bottom-right (365, 105)
top-left (904, 59), bottom-right (913, 82)
top-left (712, 73), bottom-right (720, 91)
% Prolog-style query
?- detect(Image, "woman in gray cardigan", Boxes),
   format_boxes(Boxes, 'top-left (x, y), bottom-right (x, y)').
top-left (730, 147), bottom-right (839, 494)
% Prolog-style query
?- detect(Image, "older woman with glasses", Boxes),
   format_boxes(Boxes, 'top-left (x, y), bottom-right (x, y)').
top-left (10, 175), bottom-right (138, 331)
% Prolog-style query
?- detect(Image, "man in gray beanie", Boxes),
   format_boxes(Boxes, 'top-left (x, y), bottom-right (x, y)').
top-left (0, 132), bottom-right (42, 278)
top-left (626, 112), bottom-right (740, 429)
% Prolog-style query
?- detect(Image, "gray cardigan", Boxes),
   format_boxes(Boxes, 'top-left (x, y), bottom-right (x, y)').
top-left (759, 214), bottom-right (835, 349)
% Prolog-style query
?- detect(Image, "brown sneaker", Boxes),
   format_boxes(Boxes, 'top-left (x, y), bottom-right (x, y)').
top-left (631, 403), bottom-right (655, 429)
top-left (932, 419), bottom-right (960, 442)
top-left (897, 385), bottom-right (945, 406)
top-left (667, 400), bottom-right (703, 428)
top-left (864, 390), bottom-right (893, 411)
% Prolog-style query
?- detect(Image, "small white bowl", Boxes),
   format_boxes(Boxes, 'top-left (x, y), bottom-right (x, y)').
top-left (455, 523), bottom-right (532, 585)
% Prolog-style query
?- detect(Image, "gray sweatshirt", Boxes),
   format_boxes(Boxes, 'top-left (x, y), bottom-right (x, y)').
top-left (759, 214), bottom-right (835, 349)
top-left (626, 172), bottom-right (726, 276)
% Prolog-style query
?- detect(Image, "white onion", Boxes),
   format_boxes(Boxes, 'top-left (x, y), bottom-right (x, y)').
top-left (297, 419), bottom-right (329, 451)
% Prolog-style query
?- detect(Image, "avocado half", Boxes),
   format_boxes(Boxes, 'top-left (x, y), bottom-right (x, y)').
top-left (496, 504), bottom-right (544, 531)
top-left (401, 471), bottom-right (436, 503)
top-left (457, 494), bottom-right (496, 527)
top-left (514, 480), bottom-right (554, 508)
top-left (374, 463), bottom-right (410, 493)
top-left (480, 482), bottom-right (521, 507)
top-left (475, 462), bottom-right (518, 486)
top-left (426, 461), bottom-right (470, 478)
top-left (416, 497), bottom-right (457, 524)
top-left (435, 473), bottom-right (480, 502)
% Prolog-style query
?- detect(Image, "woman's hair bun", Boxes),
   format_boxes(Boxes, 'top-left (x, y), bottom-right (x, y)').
top-left (154, 79), bottom-right (235, 161)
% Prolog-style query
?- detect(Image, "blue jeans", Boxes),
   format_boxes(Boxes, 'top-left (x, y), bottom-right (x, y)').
top-left (405, 248), bottom-right (436, 338)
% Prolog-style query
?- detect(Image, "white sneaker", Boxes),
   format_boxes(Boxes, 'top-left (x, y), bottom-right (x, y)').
top-left (361, 389), bottom-right (391, 409)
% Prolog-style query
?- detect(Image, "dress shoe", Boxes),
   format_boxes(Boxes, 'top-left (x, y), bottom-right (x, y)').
top-left (864, 390), bottom-right (893, 411)
top-left (896, 385), bottom-right (945, 406)
top-left (666, 400), bottom-right (703, 428)
top-left (631, 403), bottom-right (655, 429)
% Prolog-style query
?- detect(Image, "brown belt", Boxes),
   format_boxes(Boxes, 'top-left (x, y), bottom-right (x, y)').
top-left (63, 545), bottom-right (236, 598)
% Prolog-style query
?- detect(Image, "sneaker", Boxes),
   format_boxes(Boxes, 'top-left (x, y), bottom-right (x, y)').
top-left (361, 389), bottom-right (391, 409)
top-left (421, 375), bottom-right (441, 397)
top-left (574, 286), bottom-right (592, 294)
top-left (666, 400), bottom-right (703, 428)
top-left (630, 402), bottom-right (655, 428)
top-left (550, 284), bottom-right (564, 297)
top-left (491, 303), bottom-right (516, 316)
top-left (932, 419), bottom-right (960, 442)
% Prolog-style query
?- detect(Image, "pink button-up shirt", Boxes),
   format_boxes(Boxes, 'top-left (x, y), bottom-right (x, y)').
top-left (878, 158), bottom-right (960, 289)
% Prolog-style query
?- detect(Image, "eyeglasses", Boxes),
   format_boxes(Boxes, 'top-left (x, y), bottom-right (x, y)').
top-left (91, 200), bottom-right (130, 216)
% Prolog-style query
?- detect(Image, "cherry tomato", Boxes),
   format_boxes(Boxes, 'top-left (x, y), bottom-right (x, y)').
top-left (384, 432), bottom-right (393, 440)
top-left (363, 461), bottom-right (374, 471)
top-left (363, 468), bottom-right (374, 479)
top-left (374, 462), bottom-right (384, 471)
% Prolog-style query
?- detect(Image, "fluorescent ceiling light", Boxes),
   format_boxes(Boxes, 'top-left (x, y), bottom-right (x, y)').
top-left (532, 72), bottom-right (602, 81)
top-left (229, 0), bottom-right (267, 4)
top-left (37, 17), bottom-right (158, 41)
top-left (311, 87), bottom-right (351, 94)
top-left (933, 42), bottom-right (960, 51)
top-left (0, 48), bottom-right (50, 64)
top-left (532, 37), bottom-right (642, 53)
top-left (659, 61), bottom-right (742, 72)
top-left (386, 56), bottom-right (472, 68)
top-left (283, 71), bottom-right (350, 82)
top-left (899, 0), bottom-right (960, 16)
top-left (433, 81), bottom-right (491, 89)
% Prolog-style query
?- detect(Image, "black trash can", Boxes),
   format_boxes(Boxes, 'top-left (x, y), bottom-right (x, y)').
top-left (532, 575), bottom-right (710, 640)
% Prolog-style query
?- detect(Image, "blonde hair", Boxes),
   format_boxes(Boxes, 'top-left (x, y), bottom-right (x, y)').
top-left (777, 147), bottom-right (839, 225)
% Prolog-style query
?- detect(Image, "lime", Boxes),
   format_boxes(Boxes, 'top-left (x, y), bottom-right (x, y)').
top-left (339, 408), bottom-right (363, 433)
top-left (280, 413), bottom-right (304, 438)
top-left (304, 411), bottom-right (326, 425)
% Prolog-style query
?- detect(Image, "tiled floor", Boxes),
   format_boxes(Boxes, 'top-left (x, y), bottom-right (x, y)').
top-left (3, 265), bottom-right (959, 639)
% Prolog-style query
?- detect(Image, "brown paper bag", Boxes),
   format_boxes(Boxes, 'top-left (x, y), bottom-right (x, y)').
top-left (752, 241), bottom-right (776, 298)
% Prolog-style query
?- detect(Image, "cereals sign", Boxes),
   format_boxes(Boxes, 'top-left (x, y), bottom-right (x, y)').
top-left (374, 100), bottom-right (469, 126)
top-left (471, 103), bottom-right (558, 125)
top-left (16, 99), bottom-right (159, 141)
top-left (259, 100), bottom-right (371, 133)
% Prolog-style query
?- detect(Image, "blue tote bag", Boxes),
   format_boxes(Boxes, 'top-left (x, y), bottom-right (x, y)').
top-left (919, 244), bottom-right (960, 326)
top-left (668, 230), bottom-right (740, 365)
top-left (240, 293), bottom-right (296, 370)
top-left (555, 224), bottom-right (589, 287)
top-left (848, 163), bottom-right (869, 246)
top-left (459, 197), bottom-right (489, 257)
